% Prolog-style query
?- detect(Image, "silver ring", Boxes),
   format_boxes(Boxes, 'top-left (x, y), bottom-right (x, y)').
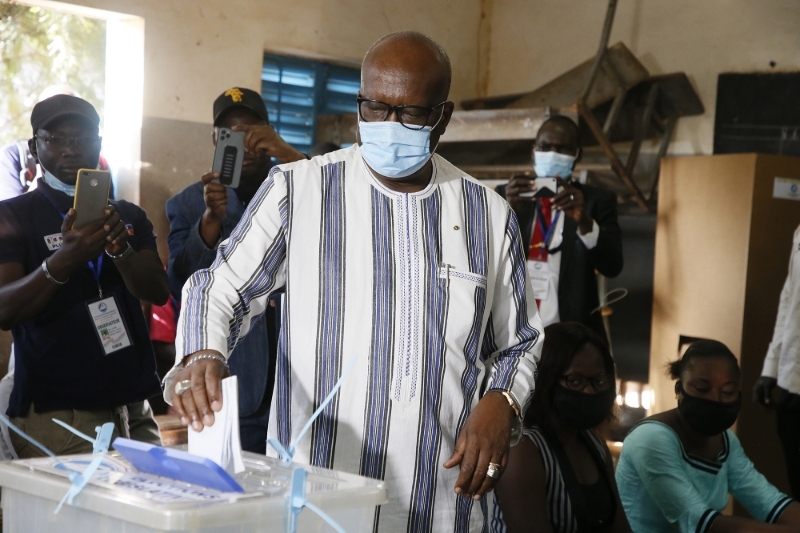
top-left (486, 462), bottom-right (502, 479)
top-left (174, 379), bottom-right (192, 396)
top-left (570, 194), bottom-right (575, 201)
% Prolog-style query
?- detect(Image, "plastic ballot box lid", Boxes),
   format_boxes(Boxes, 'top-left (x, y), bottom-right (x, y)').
top-left (0, 449), bottom-right (387, 533)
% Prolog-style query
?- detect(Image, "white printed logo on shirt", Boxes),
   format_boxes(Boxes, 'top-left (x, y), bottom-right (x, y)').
top-left (44, 233), bottom-right (63, 251)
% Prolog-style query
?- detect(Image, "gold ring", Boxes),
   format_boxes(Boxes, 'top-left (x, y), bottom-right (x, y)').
top-left (486, 462), bottom-right (502, 479)
top-left (174, 379), bottom-right (192, 396)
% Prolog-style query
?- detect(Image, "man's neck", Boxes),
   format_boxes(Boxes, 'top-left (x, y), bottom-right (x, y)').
top-left (372, 160), bottom-right (433, 194)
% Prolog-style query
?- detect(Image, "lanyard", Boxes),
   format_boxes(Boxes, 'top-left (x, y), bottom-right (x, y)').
top-left (533, 201), bottom-right (561, 252)
top-left (56, 212), bottom-right (105, 298)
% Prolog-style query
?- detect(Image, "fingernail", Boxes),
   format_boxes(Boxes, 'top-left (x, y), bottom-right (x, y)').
top-left (473, 494), bottom-right (481, 501)
top-left (192, 421), bottom-right (202, 432)
top-left (211, 400), bottom-right (222, 411)
top-left (203, 414), bottom-right (214, 426)
top-left (180, 417), bottom-right (188, 425)
top-left (454, 488), bottom-right (462, 494)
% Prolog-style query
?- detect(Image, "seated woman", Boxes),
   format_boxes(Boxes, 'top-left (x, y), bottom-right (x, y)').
top-left (616, 340), bottom-right (800, 533)
top-left (495, 322), bottom-right (632, 533)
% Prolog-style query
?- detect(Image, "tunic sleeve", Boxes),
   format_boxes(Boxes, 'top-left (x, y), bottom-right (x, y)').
top-left (726, 431), bottom-right (794, 523)
top-left (619, 423), bottom-right (721, 533)
top-left (165, 166), bottom-right (288, 404)
top-left (482, 207), bottom-right (542, 420)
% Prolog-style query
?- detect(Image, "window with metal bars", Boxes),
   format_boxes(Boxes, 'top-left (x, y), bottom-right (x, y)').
top-left (261, 53), bottom-right (361, 154)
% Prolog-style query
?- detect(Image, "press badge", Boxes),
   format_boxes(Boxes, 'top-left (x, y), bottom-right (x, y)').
top-left (87, 297), bottom-right (131, 355)
top-left (527, 259), bottom-right (550, 301)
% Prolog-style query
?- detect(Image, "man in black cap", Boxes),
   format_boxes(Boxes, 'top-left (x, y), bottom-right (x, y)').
top-left (0, 95), bottom-right (169, 456)
top-left (165, 87), bottom-right (304, 453)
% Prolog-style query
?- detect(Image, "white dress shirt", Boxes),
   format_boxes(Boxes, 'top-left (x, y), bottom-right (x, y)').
top-left (528, 206), bottom-right (600, 327)
top-left (762, 224), bottom-right (800, 395)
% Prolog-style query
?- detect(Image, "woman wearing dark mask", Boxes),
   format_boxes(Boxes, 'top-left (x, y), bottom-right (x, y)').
top-left (616, 340), bottom-right (800, 533)
top-left (495, 322), bottom-right (632, 533)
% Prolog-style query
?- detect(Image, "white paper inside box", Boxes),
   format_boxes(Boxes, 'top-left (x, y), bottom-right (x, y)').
top-left (0, 450), bottom-right (386, 532)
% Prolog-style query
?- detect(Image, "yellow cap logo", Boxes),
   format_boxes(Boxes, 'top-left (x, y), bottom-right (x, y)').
top-left (224, 88), bottom-right (244, 103)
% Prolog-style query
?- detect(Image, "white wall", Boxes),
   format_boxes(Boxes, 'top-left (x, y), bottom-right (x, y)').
top-left (486, 0), bottom-right (800, 155)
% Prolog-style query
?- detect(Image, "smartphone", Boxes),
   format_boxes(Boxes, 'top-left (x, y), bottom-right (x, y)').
top-left (72, 169), bottom-right (111, 229)
top-left (520, 177), bottom-right (559, 198)
top-left (212, 128), bottom-right (245, 189)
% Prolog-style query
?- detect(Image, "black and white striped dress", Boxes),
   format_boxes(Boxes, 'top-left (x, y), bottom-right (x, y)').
top-left (492, 426), bottom-right (613, 533)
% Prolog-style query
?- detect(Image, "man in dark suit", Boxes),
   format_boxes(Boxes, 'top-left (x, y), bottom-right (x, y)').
top-left (166, 87), bottom-right (305, 453)
top-left (497, 115), bottom-right (622, 337)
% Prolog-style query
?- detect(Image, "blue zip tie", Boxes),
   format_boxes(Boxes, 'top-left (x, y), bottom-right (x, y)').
top-left (287, 467), bottom-right (345, 533)
top-left (268, 355), bottom-right (358, 463)
top-left (55, 455), bottom-right (105, 514)
top-left (51, 420), bottom-right (115, 454)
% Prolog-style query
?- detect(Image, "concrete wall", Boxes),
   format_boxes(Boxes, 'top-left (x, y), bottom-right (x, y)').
top-left (51, 0), bottom-right (484, 261)
top-left (486, 0), bottom-right (800, 156)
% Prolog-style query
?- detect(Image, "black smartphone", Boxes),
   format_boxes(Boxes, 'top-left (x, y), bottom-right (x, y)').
top-left (212, 128), bottom-right (245, 188)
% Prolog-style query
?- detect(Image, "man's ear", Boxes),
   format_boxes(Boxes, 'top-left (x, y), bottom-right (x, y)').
top-left (574, 147), bottom-right (582, 165)
top-left (28, 137), bottom-right (39, 163)
top-left (211, 128), bottom-right (218, 147)
top-left (433, 101), bottom-right (455, 137)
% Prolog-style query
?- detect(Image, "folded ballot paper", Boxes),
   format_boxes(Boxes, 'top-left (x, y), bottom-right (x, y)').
top-left (188, 375), bottom-right (245, 475)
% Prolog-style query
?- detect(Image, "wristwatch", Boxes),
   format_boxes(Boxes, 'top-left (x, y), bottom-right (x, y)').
top-left (106, 243), bottom-right (134, 262)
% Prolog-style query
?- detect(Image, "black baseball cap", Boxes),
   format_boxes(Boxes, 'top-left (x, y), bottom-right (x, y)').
top-left (213, 87), bottom-right (269, 126)
top-left (30, 94), bottom-right (100, 136)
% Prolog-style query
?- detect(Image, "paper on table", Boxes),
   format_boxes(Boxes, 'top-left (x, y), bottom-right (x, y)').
top-left (188, 375), bottom-right (244, 475)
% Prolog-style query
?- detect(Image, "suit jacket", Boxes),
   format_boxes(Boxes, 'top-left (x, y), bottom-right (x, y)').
top-left (496, 181), bottom-right (623, 336)
top-left (166, 182), bottom-right (276, 417)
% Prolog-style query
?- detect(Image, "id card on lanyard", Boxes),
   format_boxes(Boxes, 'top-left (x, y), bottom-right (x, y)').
top-left (527, 205), bottom-right (560, 302)
top-left (83, 254), bottom-right (132, 355)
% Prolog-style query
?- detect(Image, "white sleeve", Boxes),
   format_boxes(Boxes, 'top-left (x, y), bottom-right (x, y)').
top-left (164, 167), bottom-right (288, 404)
top-left (577, 219), bottom-right (600, 250)
top-left (762, 231), bottom-right (797, 378)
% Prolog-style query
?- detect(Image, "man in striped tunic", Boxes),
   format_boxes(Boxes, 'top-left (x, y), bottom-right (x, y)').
top-left (166, 31), bottom-right (542, 532)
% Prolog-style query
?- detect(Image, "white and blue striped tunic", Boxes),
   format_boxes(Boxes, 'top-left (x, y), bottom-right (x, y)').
top-left (168, 145), bottom-right (543, 532)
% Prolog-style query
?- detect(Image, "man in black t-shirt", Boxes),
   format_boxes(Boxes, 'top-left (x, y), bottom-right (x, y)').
top-left (0, 95), bottom-right (169, 457)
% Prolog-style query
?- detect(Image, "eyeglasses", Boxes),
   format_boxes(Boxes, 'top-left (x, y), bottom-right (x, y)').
top-left (560, 373), bottom-right (613, 392)
top-left (35, 135), bottom-right (101, 152)
top-left (356, 96), bottom-right (446, 130)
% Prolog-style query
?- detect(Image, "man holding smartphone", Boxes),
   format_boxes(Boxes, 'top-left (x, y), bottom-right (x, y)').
top-left (166, 87), bottom-right (305, 453)
top-left (0, 95), bottom-right (169, 457)
top-left (497, 115), bottom-right (623, 337)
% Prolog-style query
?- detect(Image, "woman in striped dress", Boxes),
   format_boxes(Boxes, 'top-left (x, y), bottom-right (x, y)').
top-left (494, 322), bottom-right (631, 533)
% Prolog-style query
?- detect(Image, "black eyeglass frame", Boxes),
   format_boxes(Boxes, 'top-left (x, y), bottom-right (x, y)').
top-left (34, 135), bottom-right (102, 152)
top-left (356, 96), bottom-right (447, 131)
top-left (559, 373), bottom-right (614, 393)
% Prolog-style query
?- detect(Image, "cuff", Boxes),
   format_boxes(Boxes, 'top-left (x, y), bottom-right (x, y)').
top-left (486, 387), bottom-right (525, 446)
top-left (696, 509), bottom-right (721, 533)
top-left (761, 346), bottom-right (781, 379)
top-left (766, 496), bottom-right (793, 523)
top-left (577, 219), bottom-right (600, 249)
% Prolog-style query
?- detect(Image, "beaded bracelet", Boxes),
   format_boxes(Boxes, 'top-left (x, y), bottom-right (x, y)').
top-left (185, 352), bottom-right (228, 369)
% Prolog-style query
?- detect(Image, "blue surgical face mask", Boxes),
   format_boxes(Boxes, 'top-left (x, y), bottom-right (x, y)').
top-left (534, 150), bottom-right (576, 179)
top-left (358, 121), bottom-right (438, 179)
top-left (41, 165), bottom-right (76, 196)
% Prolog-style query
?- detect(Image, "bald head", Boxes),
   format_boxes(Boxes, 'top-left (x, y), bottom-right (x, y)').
top-left (362, 31), bottom-right (452, 104)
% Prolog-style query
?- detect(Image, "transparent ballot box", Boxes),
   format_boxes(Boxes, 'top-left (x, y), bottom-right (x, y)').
top-left (0, 450), bottom-right (387, 532)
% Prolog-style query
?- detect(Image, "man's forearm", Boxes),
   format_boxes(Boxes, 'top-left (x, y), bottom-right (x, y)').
top-left (0, 266), bottom-right (62, 329)
top-left (114, 250), bottom-right (170, 305)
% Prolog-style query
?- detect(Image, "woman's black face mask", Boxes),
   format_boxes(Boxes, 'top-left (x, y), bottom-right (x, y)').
top-left (552, 384), bottom-right (616, 430)
top-left (676, 382), bottom-right (741, 437)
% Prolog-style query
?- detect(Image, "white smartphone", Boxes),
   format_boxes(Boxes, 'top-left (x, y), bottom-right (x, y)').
top-left (212, 128), bottom-right (245, 189)
top-left (519, 177), bottom-right (559, 198)
top-left (72, 169), bottom-right (111, 229)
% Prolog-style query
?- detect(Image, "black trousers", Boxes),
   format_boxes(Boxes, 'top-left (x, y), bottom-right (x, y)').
top-left (777, 391), bottom-right (800, 499)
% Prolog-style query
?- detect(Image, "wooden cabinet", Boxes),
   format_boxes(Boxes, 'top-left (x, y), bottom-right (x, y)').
top-left (649, 153), bottom-right (800, 502)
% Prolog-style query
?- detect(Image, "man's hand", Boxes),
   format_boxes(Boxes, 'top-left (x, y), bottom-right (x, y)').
top-left (172, 354), bottom-right (230, 432)
top-left (47, 209), bottom-right (111, 279)
top-left (200, 171), bottom-right (226, 248)
top-left (753, 376), bottom-right (778, 408)
top-left (102, 206), bottom-right (130, 256)
top-left (553, 177), bottom-right (592, 234)
top-left (443, 391), bottom-right (514, 500)
top-left (504, 174), bottom-right (536, 215)
top-left (231, 124), bottom-right (306, 163)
